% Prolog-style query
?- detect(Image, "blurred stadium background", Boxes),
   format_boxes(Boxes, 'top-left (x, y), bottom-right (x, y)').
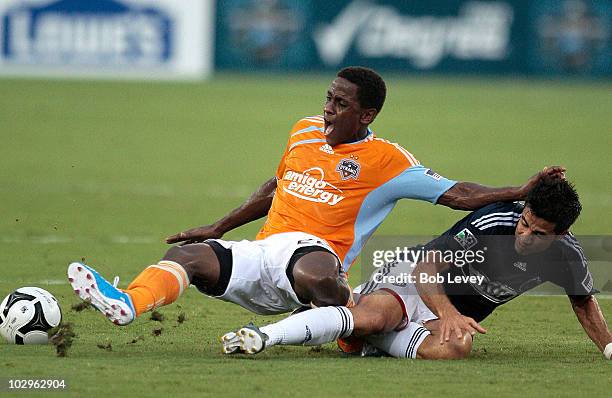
top-left (1, 1), bottom-right (610, 397)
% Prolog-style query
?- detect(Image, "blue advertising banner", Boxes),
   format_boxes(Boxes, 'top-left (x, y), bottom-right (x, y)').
top-left (0, 0), bottom-right (214, 79)
top-left (215, 0), bottom-right (611, 77)
top-left (1, 0), bottom-right (173, 66)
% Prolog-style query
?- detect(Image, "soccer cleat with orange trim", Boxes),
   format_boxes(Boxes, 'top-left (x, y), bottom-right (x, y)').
top-left (337, 335), bottom-right (365, 355)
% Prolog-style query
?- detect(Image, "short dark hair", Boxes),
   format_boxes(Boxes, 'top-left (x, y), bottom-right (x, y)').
top-left (526, 178), bottom-right (581, 233)
top-left (337, 66), bottom-right (386, 113)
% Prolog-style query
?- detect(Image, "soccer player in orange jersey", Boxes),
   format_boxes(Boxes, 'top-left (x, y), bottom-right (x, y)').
top-left (67, 67), bottom-right (565, 328)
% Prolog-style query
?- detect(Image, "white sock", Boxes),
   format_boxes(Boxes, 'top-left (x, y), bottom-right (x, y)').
top-left (260, 306), bottom-right (353, 347)
top-left (366, 322), bottom-right (430, 359)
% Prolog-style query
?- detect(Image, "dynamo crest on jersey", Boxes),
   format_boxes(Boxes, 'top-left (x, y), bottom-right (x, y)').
top-left (336, 158), bottom-right (361, 180)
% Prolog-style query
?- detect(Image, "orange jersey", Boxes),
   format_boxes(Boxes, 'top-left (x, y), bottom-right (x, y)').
top-left (257, 115), bottom-right (456, 270)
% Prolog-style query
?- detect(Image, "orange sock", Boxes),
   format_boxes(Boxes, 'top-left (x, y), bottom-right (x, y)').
top-left (125, 260), bottom-right (190, 317)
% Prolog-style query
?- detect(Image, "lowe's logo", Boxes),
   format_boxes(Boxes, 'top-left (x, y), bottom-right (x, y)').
top-left (1, 0), bottom-right (172, 65)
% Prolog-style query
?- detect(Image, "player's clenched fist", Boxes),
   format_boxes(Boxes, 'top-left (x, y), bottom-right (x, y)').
top-left (166, 224), bottom-right (224, 245)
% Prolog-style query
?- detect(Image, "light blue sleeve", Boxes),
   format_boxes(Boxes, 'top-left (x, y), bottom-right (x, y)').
top-left (386, 164), bottom-right (457, 203)
top-left (341, 165), bottom-right (457, 267)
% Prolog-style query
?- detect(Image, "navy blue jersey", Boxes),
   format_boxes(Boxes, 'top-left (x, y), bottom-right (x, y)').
top-left (423, 202), bottom-right (594, 322)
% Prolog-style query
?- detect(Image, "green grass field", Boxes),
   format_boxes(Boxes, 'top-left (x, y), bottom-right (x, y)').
top-left (0, 75), bottom-right (611, 397)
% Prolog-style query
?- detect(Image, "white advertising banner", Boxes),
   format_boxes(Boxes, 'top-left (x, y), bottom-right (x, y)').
top-left (0, 0), bottom-right (214, 79)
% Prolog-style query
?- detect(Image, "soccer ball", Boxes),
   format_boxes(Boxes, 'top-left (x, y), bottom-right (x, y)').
top-left (0, 287), bottom-right (62, 344)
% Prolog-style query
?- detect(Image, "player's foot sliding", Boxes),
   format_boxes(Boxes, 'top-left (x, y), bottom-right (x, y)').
top-left (67, 259), bottom-right (190, 325)
top-left (67, 262), bottom-right (135, 326)
top-left (221, 306), bottom-right (354, 355)
top-left (220, 323), bottom-right (268, 355)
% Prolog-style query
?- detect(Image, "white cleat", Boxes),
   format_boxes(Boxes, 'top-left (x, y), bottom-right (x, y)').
top-left (220, 323), bottom-right (267, 355)
top-left (220, 332), bottom-right (241, 354)
top-left (67, 262), bottom-right (135, 326)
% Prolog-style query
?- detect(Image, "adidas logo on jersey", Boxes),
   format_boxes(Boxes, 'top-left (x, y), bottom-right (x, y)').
top-left (282, 169), bottom-right (345, 206)
top-left (319, 144), bottom-right (334, 154)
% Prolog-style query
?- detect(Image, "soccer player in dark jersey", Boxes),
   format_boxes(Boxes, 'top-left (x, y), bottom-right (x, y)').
top-left (222, 178), bottom-right (612, 360)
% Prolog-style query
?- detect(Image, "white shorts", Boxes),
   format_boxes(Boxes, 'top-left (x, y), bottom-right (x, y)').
top-left (206, 232), bottom-right (339, 315)
top-left (353, 260), bottom-right (438, 328)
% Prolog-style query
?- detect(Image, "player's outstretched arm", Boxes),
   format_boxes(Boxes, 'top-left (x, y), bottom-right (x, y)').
top-left (166, 177), bottom-right (277, 244)
top-left (437, 166), bottom-right (566, 210)
top-left (414, 258), bottom-right (486, 344)
top-left (570, 295), bottom-right (612, 359)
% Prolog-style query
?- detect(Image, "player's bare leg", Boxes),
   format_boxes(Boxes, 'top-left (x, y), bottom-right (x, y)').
top-left (162, 243), bottom-right (221, 290)
top-left (349, 291), bottom-right (405, 336)
top-left (353, 293), bottom-right (472, 359)
top-left (291, 250), bottom-right (351, 307)
top-left (334, 291), bottom-right (405, 353)
top-left (365, 317), bottom-right (473, 359)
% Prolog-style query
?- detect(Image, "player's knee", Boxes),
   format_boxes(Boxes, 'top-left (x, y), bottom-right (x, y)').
top-left (163, 243), bottom-right (215, 279)
top-left (292, 251), bottom-right (346, 306)
top-left (309, 275), bottom-right (350, 307)
top-left (292, 251), bottom-right (339, 278)
top-left (164, 245), bottom-right (195, 266)
top-left (445, 333), bottom-right (472, 359)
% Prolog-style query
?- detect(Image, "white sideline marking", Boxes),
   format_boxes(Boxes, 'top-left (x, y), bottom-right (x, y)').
top-left (1, 235), bottom-right (158, 245)
top-left (0, 279), bottom-right (67, 285)
top-left (111, 236), bottom-right (157, 244)
top-left (37, 279), bottom-right (67, 285)
top-left (1, 236), bottom-right (73, 244)
top-left (2, 181), bottom-right (255, 199)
